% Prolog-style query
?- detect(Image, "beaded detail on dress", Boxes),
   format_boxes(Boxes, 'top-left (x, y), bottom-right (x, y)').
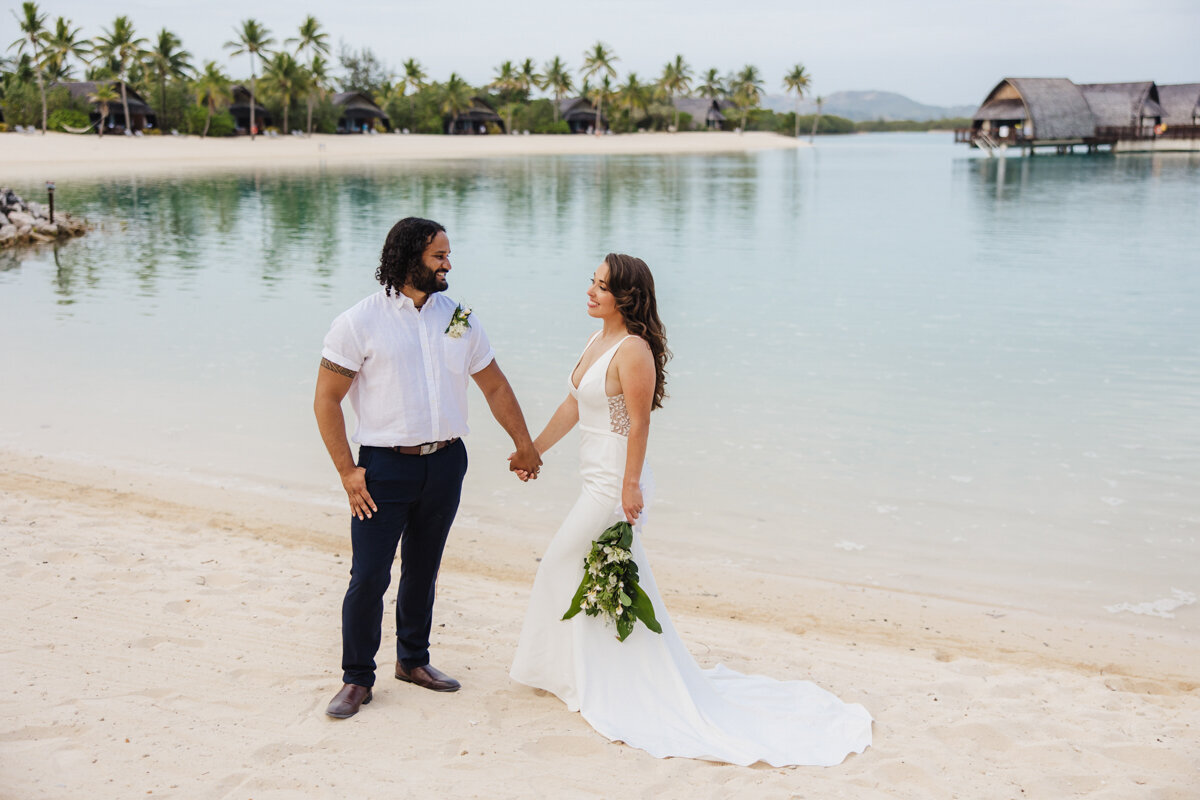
top-left (607, 394), bottom-right (630, 436)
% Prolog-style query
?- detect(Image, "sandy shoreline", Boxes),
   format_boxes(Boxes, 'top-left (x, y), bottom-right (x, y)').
top-left (0, 130), bottom-right (802, 181)
top-left (0, 451), bottom-right (1196, 798)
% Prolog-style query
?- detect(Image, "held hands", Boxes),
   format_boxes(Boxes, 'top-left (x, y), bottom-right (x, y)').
top-left (340, 466), bottom-right (377, 521)
top-left (508, 445), bottom-right (543, 482)
top-left (622, 484), bottom-right (644, 523)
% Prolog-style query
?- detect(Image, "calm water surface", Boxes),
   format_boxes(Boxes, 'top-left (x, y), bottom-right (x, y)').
top-left (2, 134), bottom-right (1198, 626)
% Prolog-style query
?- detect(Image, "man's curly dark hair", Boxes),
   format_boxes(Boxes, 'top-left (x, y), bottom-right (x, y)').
top-left (376, 217), bottom-right (446, 296)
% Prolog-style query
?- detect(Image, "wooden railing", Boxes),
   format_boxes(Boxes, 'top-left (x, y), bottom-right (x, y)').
top-left (1096, 124), bottom-right (1200, 140)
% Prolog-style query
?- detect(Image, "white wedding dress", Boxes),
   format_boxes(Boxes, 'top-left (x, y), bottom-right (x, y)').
top-left (509, 336), bottom-right (873, 767)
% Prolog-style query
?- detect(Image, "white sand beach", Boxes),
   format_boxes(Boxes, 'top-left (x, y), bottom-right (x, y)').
top-left (1, 132), bottom-right (1197, 798)
top-left (0, 449), bottom-right (1196, 799)
top-left (1, 130), bottom-right (803, 180)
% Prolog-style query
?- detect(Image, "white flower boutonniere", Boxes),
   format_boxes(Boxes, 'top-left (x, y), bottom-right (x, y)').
top-left (445, 304), bottom-right (472, 339)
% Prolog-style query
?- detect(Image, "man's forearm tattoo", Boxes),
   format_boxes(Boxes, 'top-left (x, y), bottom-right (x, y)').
top-left (320, 357), bottom-right (358, 379)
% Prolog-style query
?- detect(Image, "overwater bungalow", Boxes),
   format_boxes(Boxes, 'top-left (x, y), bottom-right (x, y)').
top-left (672, 98), bottom-right (733, 130)
top-left (332, 91), bottom-right (391, 133)
top-left (229, 85), bottom-right (271, 135)
top-left (956, 76), bottom-right (1200, 155)
top-left (1158, 83), bottom-right (1200, 126)
top-left (447, 97), bottom-right (505, 135)
top-left (558, 97), bottom-right (608, 133)
top-left (58, 81), bottom-right (157, 134)
top-left (1078, 81), bottom-right (1164, 138)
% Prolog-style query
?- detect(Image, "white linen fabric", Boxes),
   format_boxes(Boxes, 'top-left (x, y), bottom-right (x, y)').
top-left (321, 290), bottom-right (494, 446)
top-left (510, 337), bottom-right (873, 767)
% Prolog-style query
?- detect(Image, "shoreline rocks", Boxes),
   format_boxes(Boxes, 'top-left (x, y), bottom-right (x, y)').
top-left (0, 187), bottom-right (90, 248)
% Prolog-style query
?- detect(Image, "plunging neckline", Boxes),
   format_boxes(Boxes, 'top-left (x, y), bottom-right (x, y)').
top-left (570, 335), bottom-right (631, 391)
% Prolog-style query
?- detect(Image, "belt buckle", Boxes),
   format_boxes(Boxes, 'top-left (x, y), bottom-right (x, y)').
top-left (419, 441), bottom-right (438, 456)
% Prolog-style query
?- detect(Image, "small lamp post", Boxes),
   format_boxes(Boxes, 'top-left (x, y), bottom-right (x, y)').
top-left (46, 181), bottom-right (55, 223)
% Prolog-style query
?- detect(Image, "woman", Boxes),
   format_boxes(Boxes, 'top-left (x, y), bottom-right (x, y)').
top-left (509, 254), bottom-right (872, 766)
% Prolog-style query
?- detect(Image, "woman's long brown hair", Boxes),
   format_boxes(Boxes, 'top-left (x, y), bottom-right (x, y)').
top-left (604, 253), bottom-right (671, 410)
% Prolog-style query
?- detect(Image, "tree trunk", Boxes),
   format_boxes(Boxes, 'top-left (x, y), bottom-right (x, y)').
top-left (810, 107), bottom-right (822, 142)
top-left (673, 99), bottom-right (680, 133)
top-left (595, 99), bottom-right (602, 136)
top-left (160, 76), bottom-right (167, 131)
top-left (282, 98), bottom-right (289, 134)
top-left (36, 66), bottom-right (47, 134)
top-left (794, 98), bottom-right (800, 138)
top-left (120, 81), bottom-right (131, 134)
top-left (203, 105), bottom-right (212, 138)
top-left (250, 65), bottom-right (257, 140)
top-left (98, 108), bottom-right (107, 138)
top-left (306, 94), bottom-right (314, 136)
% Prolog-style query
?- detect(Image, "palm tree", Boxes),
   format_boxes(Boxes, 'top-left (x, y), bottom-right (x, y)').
top-left (306, 55), bottom-right (331, 134)
top-left (489, 60), bottom-right (521, 132)
top-left (584, 75), bottom-right (615, 134)
top-left (287, 15), bottom-right (329, 135)
top-left (400, 57), bottom-right (426, 125)
top-left (541, 56), bottom-right (572, 122)
top-left (87, 81), bottom-right (119, 137)
top-left (94, 16), bottom-right (147, 135)
top-left (730, 64), bottom-right (764, 131)
top-left (224, 18), bottom-right (274, 139)
top-left (148, 28), bottom-right (193, 128)
top-left (261, 50), bottom-right (304, 133)
top-left (439, 73), bottom-right (473, 134)
top-left (580, 42), bottom-right (617, 135)
top-left (41, 16), bottom-right (89, 82)
top-left (659, 54), bottom-right (692, 132)
top-left (193, 60), bottom-right (231, 138)
top-left (782, 63), bottom-right (811, 139)
top-left (9, 2), bottom-right (49, 133)
top-left (810, 95), bottom-right (824, 142)
top-left (696, 68), bottom-right (724, 100)
top-left (618, 72), bottom-right (650, 126)
top-left (516, 58), bottom-right (540, 101)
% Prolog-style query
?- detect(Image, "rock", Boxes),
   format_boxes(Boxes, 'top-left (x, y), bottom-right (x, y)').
top-left (34, 221), bottom-right (59, 236)
top-left (0, 224), bottom-right (17, 243)
top-left (27, 201), bottom-right (46, 219)
top-left (17, 224), bottom-right (32, 237)
top-left (7, 210), bottom-right (35, 228)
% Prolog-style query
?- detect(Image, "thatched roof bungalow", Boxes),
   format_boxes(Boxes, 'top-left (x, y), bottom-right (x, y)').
top-left (1078, 81), bottom-right (1164, 133)
top-left (966, 78), bottom-right (1096, 146)
top-left (1158, 84), bottom-right (1200, 126)
top-left (448, 97), bottom-right (504, 135)
top-left (671, 98), bottom-right (734, 130)
top-left (229, 85), bottom-right (271, 134)
top-left (558, 97), bottom-right (608, 133)
top-left (332, 91), bottom-right (391, 133)
top-left (57, 81), bottom-right (157, 133)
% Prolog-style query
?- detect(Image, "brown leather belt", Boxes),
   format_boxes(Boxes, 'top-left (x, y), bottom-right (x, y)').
top-left (381, 438), bottom-right (458, 456)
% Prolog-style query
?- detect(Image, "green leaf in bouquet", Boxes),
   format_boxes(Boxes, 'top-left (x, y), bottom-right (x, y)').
top-left (561, 573), bottom-right (589, 620)
top-left (629, 581), bottom-right (663, 634)
top-left (619, 590), bottom-right (632, 606)
top-left (616, 611), bottom-right (634, 641)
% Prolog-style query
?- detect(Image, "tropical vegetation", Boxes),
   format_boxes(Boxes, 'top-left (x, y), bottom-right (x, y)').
top-left (3, 2), bottom-right (869, 139)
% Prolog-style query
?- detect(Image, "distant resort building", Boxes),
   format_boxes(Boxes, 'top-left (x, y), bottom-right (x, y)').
top-left (229, 85), bottom-right (271, 135)
top-left (447, 97), bottom-right (504, 135)
top-left (558, 97), bottom-right (608, 133)
top-left (672, 98), bottom-right (734, 130)
top-left (57, 81), bottom-right (157, 133)
top-left (957, 77), bottom-right (1200, 154)
top-left (332, 92), bottom-right (391, 133)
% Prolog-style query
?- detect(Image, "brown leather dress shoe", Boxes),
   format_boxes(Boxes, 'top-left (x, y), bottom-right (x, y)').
top-left (325, 683), bottom-right (373, 718)
top-left (395, 661), bottom-right (461, 692)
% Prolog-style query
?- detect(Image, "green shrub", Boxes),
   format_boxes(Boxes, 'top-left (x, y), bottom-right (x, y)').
top-left (48, 108), bottom-right (91, 133)
top-left (183, 105), bottom-right (236, 137)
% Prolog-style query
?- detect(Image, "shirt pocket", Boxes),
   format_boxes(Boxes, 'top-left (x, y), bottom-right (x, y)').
top-left (442, 334), bottom-right (472, 374)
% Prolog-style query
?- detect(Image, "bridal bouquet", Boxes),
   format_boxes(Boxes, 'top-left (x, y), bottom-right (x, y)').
top-left (562, 521), bottom-right (662, 642)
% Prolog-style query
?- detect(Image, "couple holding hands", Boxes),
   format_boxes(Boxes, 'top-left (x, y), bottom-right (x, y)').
top-left (314, 216), bottom-right (871, 766)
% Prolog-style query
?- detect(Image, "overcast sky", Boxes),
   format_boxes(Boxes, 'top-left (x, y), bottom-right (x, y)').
top-left (8, 0), bottom-right (1200, 106)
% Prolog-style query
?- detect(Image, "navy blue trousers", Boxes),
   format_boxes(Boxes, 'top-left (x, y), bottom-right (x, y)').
top-left (340, 441), bottom-right (468, 687)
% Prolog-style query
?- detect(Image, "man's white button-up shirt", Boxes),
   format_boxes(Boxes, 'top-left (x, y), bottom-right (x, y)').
top-left (321, 290), bottom-right (495, 447)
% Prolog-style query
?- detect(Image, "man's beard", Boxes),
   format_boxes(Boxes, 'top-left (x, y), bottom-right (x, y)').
top-left (409, 266), bottom-right (447, 294)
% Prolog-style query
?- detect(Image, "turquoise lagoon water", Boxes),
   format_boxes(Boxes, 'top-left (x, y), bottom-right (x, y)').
top-left (2, 134), bottom-right (1197, 627)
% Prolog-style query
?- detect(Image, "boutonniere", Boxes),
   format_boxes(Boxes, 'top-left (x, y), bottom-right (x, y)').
top-left (445, 304), bottom-right (472, 338)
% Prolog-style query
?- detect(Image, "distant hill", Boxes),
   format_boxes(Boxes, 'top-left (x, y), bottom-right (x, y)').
top-left (761, 90), bottom-right (976, 122)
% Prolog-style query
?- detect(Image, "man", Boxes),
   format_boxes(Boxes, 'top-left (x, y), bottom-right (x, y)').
top-left (315, 216), bottom-right (542, 719)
